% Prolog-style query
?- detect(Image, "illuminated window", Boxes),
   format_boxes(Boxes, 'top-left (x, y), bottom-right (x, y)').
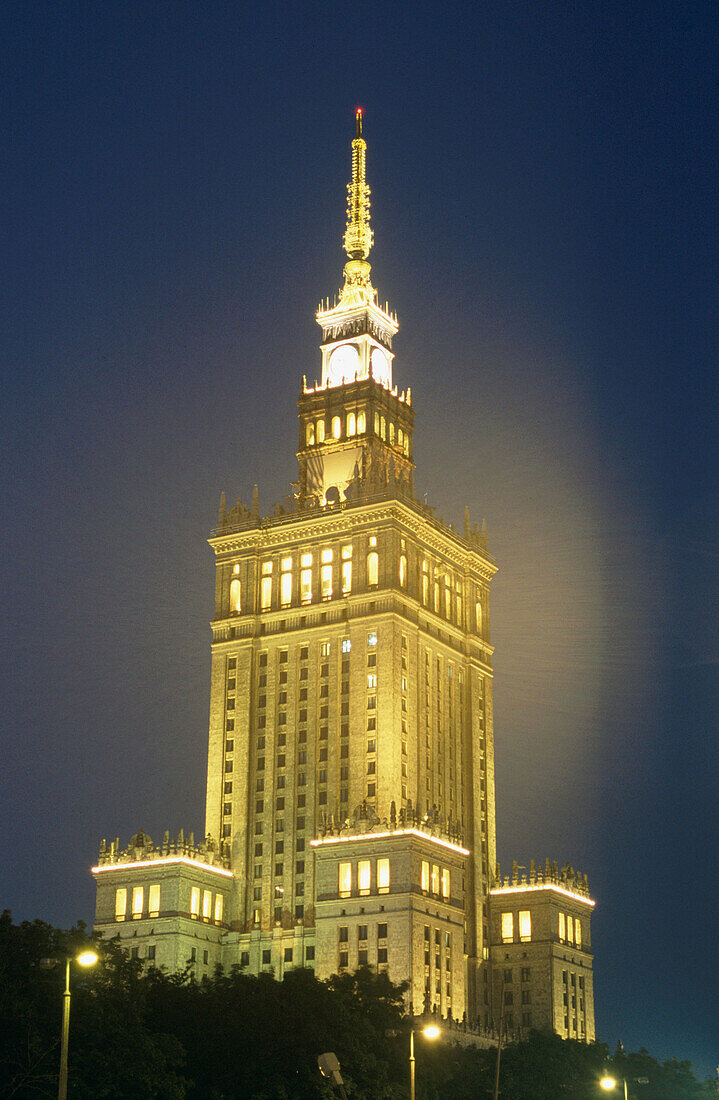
top-left (342, 637), bottom-right (351, 653)
top-left (321, 563), bottom-right (332, 599)
top-left (229, 577), bottom-right (241, 614)
top-left (389, 421), bottom-right (395, 445)
top-left (501, 912), bottom-right (514, 943)
top-left (441, 867), bottom-right (450, 899)
top-left (306, 422), bottom-right (315, 446)
top-left (367, 551), bottom-right (378, 587)
top-left (261, 575), bottom-right (272, 611)
top-left (214, 894), bottom-right (224, 923)
top-left (367, 673), bottom-right (377, 688)
top-left (456, 583), bottom-right (462, 622)
top-left (339, 862), bottom-right (352, 898)
top-left (567, 914), bottom-right (574, 943)
top-left (148, 884), bottom-right (160, 916)
top-left (358, 860), bottom-right (371, 895)
top-left (434, 580), bottom-right (440, 613)
top-left (398, 428), bottom-right (403, 448)
top-left (316, 419), bottom-right (325, 443)
top-left (374, 411), bottom-right (380, 435)
top-left (280, 569), bottom-right (292, 607)
top-left (132, 885), bottom-right (144, 919)
top-left (404, 435), bottom-right (409, 455)
top-left (347, 412), bottom-right (356, 436)
top-left (331, 416), bottom-right (341, 439)
top-left (422, 560), bottom-right (429, 604)
top-left (300, 566), bottom-right (312, 603)
top-left (476, 600), bottom-right (483, 633)
top-left (575, 919), bottom-right (582, 949)
top-left (367, 631), bottom-right (377, 646)
top-left (357, 410), bottom-right (366, 433)
top-left (431, 864), bottom-right (439, 894)
top-left (321, 641), bottom-right (330, 657)
top-left (399, 554), bottom-right (407, 587)
top-left (519, 911), bottom-right (531, 942)
top-left (202, 890), bottom-right (212, 920)
top-left (380, 416), bottom-right (386, 440)
top-left (378, 858), bottom-right (390, 893)
top-left (342, 559), bottom-right (352, 593)
top-left (444, 579), bottom-right (451, 617)
top-left (421, 861), bottom-right (429, 891)
top-left (559, 912), bottom-right (566, 942)
top-left (115, 887), bottom-right (127, 921)
top-left (190, 887), bottom-right (200, 918)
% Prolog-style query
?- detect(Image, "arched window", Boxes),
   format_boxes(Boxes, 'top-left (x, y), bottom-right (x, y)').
top-left (380, 416), bottom-right (386, 440)
top-left (317, 419), bottom-right (325, 443)
top-left (398, 428), bottom-right (404, 448)
top-left (357, 410), bottom-right (366, 433)
top-left (476, 600), bottom-right (483, 634)
top-left (367, 551), bottom-right (379, 587)
top-left (374, 411), bottom-right (380, 436)
top-left (421, 560), bottom-right (429, 604)
top-left (399, 554), bottom-right (407, 588)
top-left (332, 416), bottom-right (341, 439)
top-left (229, 577), bottom-right (241, 614)
top-left (347, 412), bottom-right (356, 436)
top-left (404, 435), bottom-right (410, 456)
top-left (306, 422), bottom-right (315, 446)
top-left (389, 421), bottom-right (395, 445)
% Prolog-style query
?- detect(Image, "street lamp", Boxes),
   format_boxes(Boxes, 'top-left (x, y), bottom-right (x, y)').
top-left (409, 1024), bottom-right (439, 1100)
top-left (42, 949), bottom-right (99, 1100)
top-left (601, 1075), bottom-right (628, 1099)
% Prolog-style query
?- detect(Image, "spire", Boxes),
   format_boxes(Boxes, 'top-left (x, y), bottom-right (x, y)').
top-left (343, 108), bottom-right (373, 262)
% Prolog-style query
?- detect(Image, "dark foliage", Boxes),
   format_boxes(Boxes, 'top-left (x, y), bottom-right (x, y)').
top-left (0, 912), bottom-right (711, 1098)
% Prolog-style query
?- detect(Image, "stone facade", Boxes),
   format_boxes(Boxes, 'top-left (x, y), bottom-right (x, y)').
top-left (91, 111), bottom-right (597, 1042)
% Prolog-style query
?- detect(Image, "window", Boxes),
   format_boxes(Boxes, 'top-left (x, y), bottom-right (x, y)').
top-left (115, 887), bottom-right (127, 921)
top-left (201, 889), bottom-right (211, 920)
top-left (280, 564), bottom-right (292, 607)
top-left (316, 419), bottom-right (325, 442)
top-left (378, 858), bottom-right (390, 893)
top-left (321, 560), bottom-right (333, 599)
top-left (367, 673), bottom-right (377, 688)
top-left (332, 415), bottom-right (341, 439)
top-left (421, 860), bottom-right (430, 891)
top-left (132, 885), bottom-right (143, 919)
top-left (399, 554), bottom-right (407, 587)
top-left (441, 867), bottom-right (450, 900)
top-left (284, 947), bottom-right (293, 963)
top-left (367, 551), bottom-right (379, 586)
top-left (339, 862), bottom-right (352, 897)
top-left (190, 886), bottom-right (200, 917)
top-left (559, 912), bottom-right (566, 942)
top-left (147, 945), bottom-right (156, 961)
top-left (229, 577), bottom-right (241, 613)
top-left (476, 600), bottom-right (483, 633)
top-left (342, 558), bottom-right (352, 593)
top-left (501, 912), bottom-right (514, 944)
top-left (261, 573), bottom-right (272, 611)
top-left (519, 911), bottom-right (531, 942)
top-left (148, 884), bottom-right (160, 916)
top-left (567, 915), bottom-right (574, 943)
top-left (378, 947), bottom-right (388, 963)
top-left (358, 860), bottom-right (371, 895)
top-left (306, 422), bottom-right (315, 445)
top-left (347, 411), bottom-right (356, 436)
top-left (575, 919), bottom-right (582, 949)
top-left (430, 865), bottom-right (439, 895)
top-left (357, 410), bottom-right (366, 433)
top-left (262, 949), bottom-right (271, 965)
top-left (321, 641), bottom-right (330, 657)
top-left (341, 637), bottom-right (351, 653)
top-left (367, 631), bottom-right (377, 646)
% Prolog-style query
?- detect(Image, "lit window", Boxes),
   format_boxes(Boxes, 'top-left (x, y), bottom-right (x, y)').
top-left (347, 412), bottom-right (356, 436)
top-left (567, 914), bottom-right (574, 943)
top-left (404, 435), bottom-right (409, 455)
top-left (421, 861), bottom-right (429, 891)
top-left (367, 551), bottom-right (379, 586)
top-left (332, 416), bottom-right (341, 439)
top-left (321, 564), bottom-right (332, 599)
top-left (422, 561), bottom-right (429, 604)
top-left (374, 411), bottom-right (380, 435)
top-left (434, 580), bottom-right (439, 612)
top-left (369, 535), bottom-right (377, 547)
top-left (132, 885), bottom-right (144, 919)
top-left (301, 568), bottom-right (312, 603)
top-left (148, 884), bottom-right (160, 916)
top-left (357, 410), bottom-right (366, 433)
top-left (367, 673), bottom-right (377, 688)
top-left (399, 554), bottom-right (407, 587)
top-left (261, 574), bottom-right (272, 611)
top-left (262, 561), bottom-right (273, 574)
top-left (229, 577), bottom-right (241, 614)
top-left (321, 641), bottom-right (330, 657)
top-left (280, 569), bottom-right (292, 607)
top-left (378, 858), bottom-right (390, 893)
top-left (367, 631), bottom-right (377, 646)
top-left (190, 887), bottom-right (200, 918)
top-left (202, 889), bottom-right (212, 920)
top-left (233, 563), bottom-right (240, 574)
top-left (342, 559), bottom-right (352, 593)
top-left (115, 887), bottom-right (127, 921)
top-left (501, 912), bottom-right (514, 943)
top-left (389, 421), bottom-right (395, 445)
top-left (441, 868), bottom-right (450, 899)
top-left (559, 912), bottom-right (566, 942)
top-left (575, 919), bottom-right (582, 949)
top-left (339, 862), bottom-right (352, 898)
top-left (476, 600), bottom-right (483, 633)
top-left (519, 911), bottom-right (531, 942)
top-left (381, 416), bottom-right (386, 440)
top-left (317, 419), bottom-right (325, 442)
top-left (431, 864), bottom-right (439, 894)
top-left (214, 894), bottom-right (224, 923)
top-left (342, 638), bottom-right (351, 653)
top-left (306, 422), bottom-right (315, 445)
top-left (398, 428), bottom-right (404, 448)
top-left (358, 860), bottom-right (371, 895)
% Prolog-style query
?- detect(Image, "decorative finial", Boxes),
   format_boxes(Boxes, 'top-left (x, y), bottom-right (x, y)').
top-left (343, 107), bottom-right (373, 265)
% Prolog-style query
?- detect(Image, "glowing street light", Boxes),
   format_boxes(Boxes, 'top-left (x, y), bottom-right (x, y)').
top-left (41, 949), bottom-right (99, 1100)
top-left (601, 1074), bottom-right (628, 1098)
top-left (409, 1024), bottom-right (440, 1100)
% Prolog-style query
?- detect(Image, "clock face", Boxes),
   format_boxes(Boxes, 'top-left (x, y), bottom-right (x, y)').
top-left (327, 344), bottom-right (360, 387)
top-left (371, 347), bottom-right (391, 388)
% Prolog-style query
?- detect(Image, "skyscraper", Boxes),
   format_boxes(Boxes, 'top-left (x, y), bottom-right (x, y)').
top-left (92, 111), bottom-right (595, 1040)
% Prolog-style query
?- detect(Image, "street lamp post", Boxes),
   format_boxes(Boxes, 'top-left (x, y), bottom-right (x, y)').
top-left (409, 1024), bottom-right (439, 1100)
top-left (43, 949), bottom-right (99, 1100)
top-left (601, 1074), bottom-right (628, 1099)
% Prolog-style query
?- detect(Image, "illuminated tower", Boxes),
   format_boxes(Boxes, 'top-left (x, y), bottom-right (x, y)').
top-left (91, 111), bottom-right (596, 1040)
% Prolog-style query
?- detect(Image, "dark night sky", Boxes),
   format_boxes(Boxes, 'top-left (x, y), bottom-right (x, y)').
top-left (2, 0), bottom-right (717, 1080)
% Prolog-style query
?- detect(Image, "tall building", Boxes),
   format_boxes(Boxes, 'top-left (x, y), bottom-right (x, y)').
top-left (92, 111), bottom-right (596, 1041)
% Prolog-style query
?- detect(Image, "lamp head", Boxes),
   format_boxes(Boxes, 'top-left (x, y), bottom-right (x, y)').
top-left (600, 1077), bottom-right (617, 1091)
top-left (76, 950), bottom-right (99, 968)
top-left (422, 1025), bottom-right (440, 1040)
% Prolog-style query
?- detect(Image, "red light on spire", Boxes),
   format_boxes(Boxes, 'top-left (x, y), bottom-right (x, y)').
top-left (355, 106), bottom-right (363, 137)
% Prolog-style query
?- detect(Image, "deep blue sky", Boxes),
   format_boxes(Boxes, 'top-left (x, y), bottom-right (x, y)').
top-left (2, 0), bottom-right (717, 1080)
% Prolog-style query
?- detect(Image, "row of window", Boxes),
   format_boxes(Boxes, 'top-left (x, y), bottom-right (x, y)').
top-left (305, 410), bottom-right (410, 455)
top-left (501, 910), bottom-right (532, 944)
top-left (420, 860), bottom-right (452, 900)
top-left (338, 857), bottom-right (390, 898)
top-left (113, 885), bottom-right (224, 924)
top-left (558, 911), bottom-right (583, 949)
